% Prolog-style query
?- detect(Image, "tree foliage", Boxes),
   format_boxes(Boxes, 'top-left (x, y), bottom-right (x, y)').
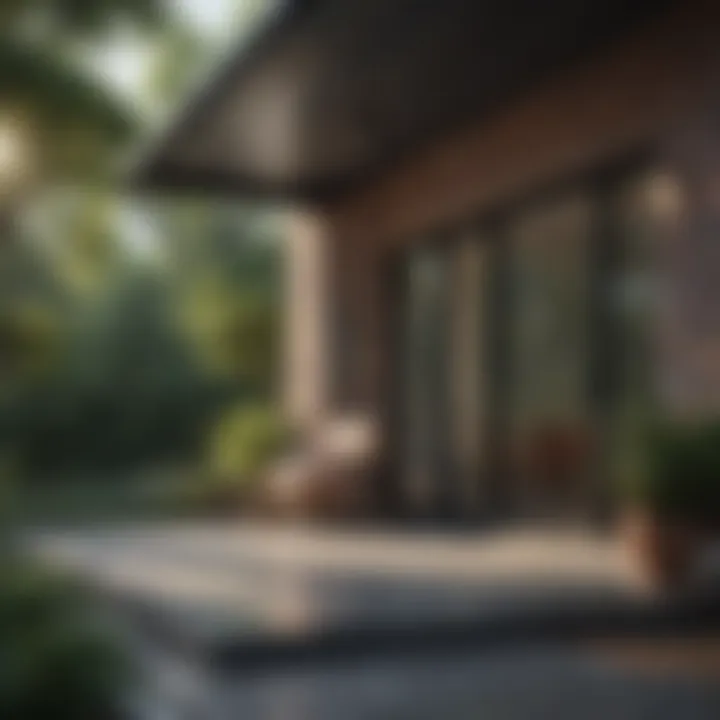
top-left (0, 0), bottom-right (284, 486)
top-left (0, 562), bottom-right (130, 719)
top-left (1, 0), bottom-right (163, 186)
top-left (3, 204), bottom-right (282, 481)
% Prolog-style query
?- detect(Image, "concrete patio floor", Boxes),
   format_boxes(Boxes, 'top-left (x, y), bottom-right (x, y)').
top-left (26, 522), bottom-right (720, 719)
top-left (27, 522), bottom-right (643, 638)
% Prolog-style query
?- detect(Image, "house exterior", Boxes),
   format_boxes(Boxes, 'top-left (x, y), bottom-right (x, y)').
top-left (138, 0), bottom-right (720, 521)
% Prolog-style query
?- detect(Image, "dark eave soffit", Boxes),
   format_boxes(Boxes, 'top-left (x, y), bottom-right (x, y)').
top-left (134, 0), bottom-right (673, 204)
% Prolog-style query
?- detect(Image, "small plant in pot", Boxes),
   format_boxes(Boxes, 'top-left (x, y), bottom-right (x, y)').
top-left (620, 420), bottom-right (720, 590)
top-left (200, 404), bottom-right (290, 515)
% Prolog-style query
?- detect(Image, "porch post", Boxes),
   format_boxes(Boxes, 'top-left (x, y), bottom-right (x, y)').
top-left (283, 210), bottom-right (335, 431)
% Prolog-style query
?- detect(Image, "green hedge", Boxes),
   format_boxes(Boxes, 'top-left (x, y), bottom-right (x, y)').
top-left (0, 562), bottom-right (130, 720)
top-left (623, 420), bottom-right (720, 525)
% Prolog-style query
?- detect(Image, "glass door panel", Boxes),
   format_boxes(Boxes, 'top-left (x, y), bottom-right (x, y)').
top-left (507, 193), bottom-right (595, 518)
top-left (605, 170), bottom-right (664, 494)
top-left (399, 246), bottom-right (450, 517)
top-left (447, 235), bottom-right (489, 515)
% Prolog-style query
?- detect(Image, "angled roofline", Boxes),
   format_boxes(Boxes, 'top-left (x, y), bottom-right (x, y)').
top-left (131, 1), bottom-right (324, 200)
top-left (131, 0), bottom-right (674, 203)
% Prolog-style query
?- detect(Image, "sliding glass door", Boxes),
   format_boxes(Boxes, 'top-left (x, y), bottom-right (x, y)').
top-left (392, 164), bottom-right (656, 522)
top-left (397, 235), bottom-right (495, 520)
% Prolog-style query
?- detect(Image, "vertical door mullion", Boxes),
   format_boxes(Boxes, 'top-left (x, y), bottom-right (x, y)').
top-left (429, 242), bottom-right (453, 517)
top-left (484, 218), bottom-right (513, 515)
top-left (383, 253), bottom-right (409, 517)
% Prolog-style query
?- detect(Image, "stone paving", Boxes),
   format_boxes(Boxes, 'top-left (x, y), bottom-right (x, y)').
top-left (215, 648), bottom-right (720, 720)
top-left (28, 522), bottom-right (638, 637)
top-left (131, 637), bottom-right (720, 720)
top-left (27, 522), bottom-right (720, 719)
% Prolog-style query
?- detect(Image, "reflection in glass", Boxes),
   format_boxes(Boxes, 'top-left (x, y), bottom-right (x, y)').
top-left (401, 248), bottom-right (448, 515)
top-left (508, 194), bottom-right (594, 518)
top-left (448, 236), bottom-right (488, 514)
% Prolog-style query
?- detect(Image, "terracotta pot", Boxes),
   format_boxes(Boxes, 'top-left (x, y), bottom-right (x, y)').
top-left (304, 465), bottom-right (369, 521)
top-left (523, 425), bottom-right (592, 495)
top-left (263, 455), bottom-right (371, 521)
top-left (621, 508), bottom-right (700, 590)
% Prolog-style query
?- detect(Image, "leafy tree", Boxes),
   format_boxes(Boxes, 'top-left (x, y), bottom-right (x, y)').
top-left (1, 0), bottom-right (162, 183)
top-left (0, 0), bottom-right (284, 486)
top-left (0, 0), bottom-right (163, 386)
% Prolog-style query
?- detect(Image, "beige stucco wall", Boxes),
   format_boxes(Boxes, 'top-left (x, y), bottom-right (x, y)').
top-left (283, 0), bottom-right (720, 451)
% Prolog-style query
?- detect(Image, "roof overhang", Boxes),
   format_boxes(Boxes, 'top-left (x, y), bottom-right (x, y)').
top-left (134, 0), bottom-right (672, 203)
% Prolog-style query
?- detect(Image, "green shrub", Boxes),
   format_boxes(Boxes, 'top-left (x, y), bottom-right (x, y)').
top-left (623, 420), bottom-right (720, 525)
top-left (0, 473), bottom-right (14, 530)
top-left (205, 404), bottom-right (289, 499)
top-left (0, 562), bottom-right (130, 719)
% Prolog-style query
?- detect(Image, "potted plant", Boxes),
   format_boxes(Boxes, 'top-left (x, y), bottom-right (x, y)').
top-left (620, 420), bottom-right (720, 590)
top-left (202, 404), bottom-right (290, 516)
